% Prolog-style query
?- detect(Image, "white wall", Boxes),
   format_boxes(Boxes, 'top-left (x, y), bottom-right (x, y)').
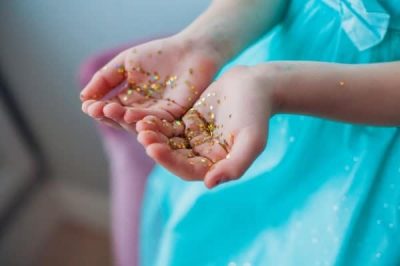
top-left (0, 0), bottom-right (210, 192)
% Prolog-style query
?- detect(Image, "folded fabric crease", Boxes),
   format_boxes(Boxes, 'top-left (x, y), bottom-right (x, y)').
top-left (323, 0), bottom-right (390, 51)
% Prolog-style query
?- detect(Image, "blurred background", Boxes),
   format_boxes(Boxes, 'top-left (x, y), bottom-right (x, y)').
top-left (0, 1), bottom-right (209, 265)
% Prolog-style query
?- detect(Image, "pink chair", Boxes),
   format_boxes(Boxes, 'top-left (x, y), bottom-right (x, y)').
top-left (78, 41), bottom-right (155, 266)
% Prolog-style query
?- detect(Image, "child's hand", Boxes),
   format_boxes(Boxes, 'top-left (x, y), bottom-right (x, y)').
top-left (136, 66), bottom-right (275, 188)
top-left (81, 35), bottom-right (220, 131)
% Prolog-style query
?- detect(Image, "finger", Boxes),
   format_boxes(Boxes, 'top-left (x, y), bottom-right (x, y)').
top-left (145, 143), bottom-right (212, 181)
top-left (82, 100), bottom-right (96, 113)
top-left (87, 101), bottom-right (107, 119)
top-left (103, 101), bottom-right (126, 121)
top-left (80, 52), bottom-right (126, 101)
top-left (204, 126), bottom-right (266, 189)
top-left (188, 132), bottom-right (212, 147)
top-left (168, 137), bottom-right (190, 150)
top-left (193, 139), bottom-right (228, 163)
top-left (102, 99), bottom-right (137, 133)
top-left (137, 130), bottom-right (169, 147)
top-left (124, 106), bottom-right (175, 124)
top-left (151, 99), bottom-right (186, 119)
top-left (175, 148), bottom-right (196, 158)
top-left (136, 116), bottom-right (184, 137)
top-left (118, 86), bottom-right (148, 105)
top-left (182, 109), bottom-right (208, 140)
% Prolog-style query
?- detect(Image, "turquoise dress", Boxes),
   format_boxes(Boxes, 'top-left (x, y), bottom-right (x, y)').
top-left (140, 1), bottom-right (400, 265)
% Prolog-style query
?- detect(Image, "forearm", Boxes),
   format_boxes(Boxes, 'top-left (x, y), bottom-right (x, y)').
top-left (262, 61), bottom-right (400, 125)
top-left (178, 0), bottom-right (287, 66)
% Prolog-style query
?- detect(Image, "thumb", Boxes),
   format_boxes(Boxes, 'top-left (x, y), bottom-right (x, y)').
top-left (204, 125), bottom-right (267, 189)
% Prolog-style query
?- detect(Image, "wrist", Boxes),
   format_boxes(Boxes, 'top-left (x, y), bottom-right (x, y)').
top-left (251, 62), bottom-right (289, 116)
top-left (175, 27), bottom-right (234, 68)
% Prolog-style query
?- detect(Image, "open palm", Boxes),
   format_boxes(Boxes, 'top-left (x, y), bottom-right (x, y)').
top-left (81, 36), bottom-right (219, 131)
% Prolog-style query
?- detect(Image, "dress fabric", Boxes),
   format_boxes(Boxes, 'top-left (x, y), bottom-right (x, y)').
top-left (140, 1), bottom-right (400, 265)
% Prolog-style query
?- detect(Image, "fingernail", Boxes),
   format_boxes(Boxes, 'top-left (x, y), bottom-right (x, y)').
top-left (82, 103), bottom-right (91, 113)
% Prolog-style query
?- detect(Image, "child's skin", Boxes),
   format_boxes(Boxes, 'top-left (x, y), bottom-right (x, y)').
top-left (81, 0), bottom-right (400, 188)
top-left (136, 65), bottom-right (271, 188)
top-left (136, 61), bottom-right (400, 188)
top-left (81, 0), bottom-right (287, 128)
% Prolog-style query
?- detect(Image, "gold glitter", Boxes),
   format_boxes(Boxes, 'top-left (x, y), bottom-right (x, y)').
top-left (209, 105), bottom-right (214, 110)
top-left (207, 93), bottom-right (211, 97)
top-left (339, 81), bottom-right (345, 86)
top-left (150, 83), bottom-right (161, 90)
top-left (186, 151), bottom-right (195, 158)
top-left (166, 75), bottom-right (178, 87)
top-left (168, 138), bottom-right (189, 150)
top-left (151, 72), bottom-right (160, 81)
top-left (228, 133), bottom-right (234, 144)
top-left (117, 65), bottom-right (125, 75)
top-left (226, 153), bottom-right (231, 159)
top-left (127, 89), bottom-right (133, 95)
top-left (207, 123), bottom-right (216, 132)
top-left (123, 96), bottom-right (128, 101)
top-left (174, 120), bottom-right (182, 126)
top-left (201, 158), bottom-right (207, 163)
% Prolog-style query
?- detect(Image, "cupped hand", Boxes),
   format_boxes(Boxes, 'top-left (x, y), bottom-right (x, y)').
top-left (81, 35), bottom-right (221, 132)
top-left (135, 66), bottom-right (276, 188)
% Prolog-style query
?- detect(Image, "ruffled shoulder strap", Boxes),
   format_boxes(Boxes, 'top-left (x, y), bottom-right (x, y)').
top-left (323, 0), bottom-right (390, 51)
